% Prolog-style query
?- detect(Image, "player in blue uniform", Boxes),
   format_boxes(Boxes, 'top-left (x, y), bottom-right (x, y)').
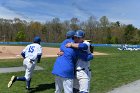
top-left (66, 30), bottom-right (93, 93)
top-left (8, 36), bottom-right (42, 90)
top-left (52, 30), bottom-right (93, 93)
top-left (52, 30), bottom-right (77, 93)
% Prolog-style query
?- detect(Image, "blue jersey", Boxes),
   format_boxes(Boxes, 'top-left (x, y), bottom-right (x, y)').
top-left (77, 43), bottom-right (93, 61)
top-left (52, 38), bottom-right (78, 79)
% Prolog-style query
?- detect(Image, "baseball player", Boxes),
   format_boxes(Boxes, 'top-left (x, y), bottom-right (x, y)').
top-left (8, 36), bottom-right (42, 90)
top-left (52, 30), bottom-right (93, 93)
top-left (52, 30), bottom-right (77, 93)
top-left (66, 30), bottom-right (93, 93)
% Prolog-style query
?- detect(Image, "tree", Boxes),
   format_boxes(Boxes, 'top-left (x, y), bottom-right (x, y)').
top-left (123, 24), bottom-right (136, 43)
top-left (70, 17), bottom-right (80, 30)
top-left (99, 16), bottom-right (110, 43)
top-left (85, 16), bottom-right (98, 41)
top-left (99, 16), bottom-right (109, 28)
top-left (0, 17), bottom-right (139, 44)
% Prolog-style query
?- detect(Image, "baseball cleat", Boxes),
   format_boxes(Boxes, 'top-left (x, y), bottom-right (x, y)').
top-left (8, 76), bottom-right (16, 88)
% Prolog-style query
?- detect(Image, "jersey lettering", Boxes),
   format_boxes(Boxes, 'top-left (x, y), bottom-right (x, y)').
top-left (28, 46), bottom-right (35, 53)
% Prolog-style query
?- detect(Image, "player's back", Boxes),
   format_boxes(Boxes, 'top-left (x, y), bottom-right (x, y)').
top-left (52, 38), bottom-right (77, 79)
top-left (76, 41), bottom-right (91, 70)
top-left (23, 43), bottom-right (42, 61)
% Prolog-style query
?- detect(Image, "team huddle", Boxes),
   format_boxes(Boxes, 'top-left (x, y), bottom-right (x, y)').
top-left (7, 30), bottom-right (94, 93)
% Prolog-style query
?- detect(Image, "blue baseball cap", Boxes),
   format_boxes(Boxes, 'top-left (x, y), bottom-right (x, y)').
top-left (66, 30), bottom-right (75, 38)
top-left (74, 30), bottom-right (85, 38)
top-left (34, 36), bottom-right (41, 43)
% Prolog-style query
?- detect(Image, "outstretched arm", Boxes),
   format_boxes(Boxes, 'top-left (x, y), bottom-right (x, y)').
top-left (66, 43), bottom-right (88, 50)
top-left (66, 42), bottom-right (93, 61)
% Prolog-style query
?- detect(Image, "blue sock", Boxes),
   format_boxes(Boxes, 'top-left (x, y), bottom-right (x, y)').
top-left (16, 76), bottom-right (26, 81)
top-left (73, 88), bottom-right (79, 93)
top-left (80, 91), bottom-right (88, 93)
top-left (26, 79), bottom-right (31, 89)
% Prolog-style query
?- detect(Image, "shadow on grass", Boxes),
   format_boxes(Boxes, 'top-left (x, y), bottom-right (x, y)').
top-left (29, 82), bottom-right (55, 93)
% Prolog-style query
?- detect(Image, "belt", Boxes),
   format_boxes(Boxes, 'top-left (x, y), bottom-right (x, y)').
top-left (29, 59), bottom-right (35, 64)
top-left (30, 59), bottom-right (35, 61)
top-left (25, 57), bottom-right (35, 61)
top-left (76, 68), bottom-right (91, 71)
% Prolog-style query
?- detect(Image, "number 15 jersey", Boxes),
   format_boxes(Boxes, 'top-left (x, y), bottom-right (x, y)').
top-left (22, 43), bottom-right (42, 62)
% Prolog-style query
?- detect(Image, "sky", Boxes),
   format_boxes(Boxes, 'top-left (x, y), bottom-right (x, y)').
top-left (0, 0), bottom-right (140, 28)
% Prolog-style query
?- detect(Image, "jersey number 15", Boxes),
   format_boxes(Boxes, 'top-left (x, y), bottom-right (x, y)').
top-left (28, 46), bottom-right (35, 53)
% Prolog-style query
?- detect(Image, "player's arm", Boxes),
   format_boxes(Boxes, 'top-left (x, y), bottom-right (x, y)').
top-left (82, 53), bottom-right (93, 61)
top-left (21, 52), bottom-right (25, 59)
top-left (67, 42), bottom-right (93, 61)
top-left (37, 54), bottom-right (42, 63)
top-left (37, 46), bottom-right (42, 63)
top-left (21, 46), bottom-right (29, 59)
top-left (78, 52), bottom-right (93, 61)
top-left (57, 39), bottom-right (74, 56)
top-left (85, 53), bottom-right (93, 61)
top-left (57, 51), bottom-right (64, 56)
top-left (66, 43), bottom-right (88, 50)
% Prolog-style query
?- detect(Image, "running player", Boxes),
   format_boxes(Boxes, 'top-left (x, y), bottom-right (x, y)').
top-left (8, 36), bottom-right (42, 90)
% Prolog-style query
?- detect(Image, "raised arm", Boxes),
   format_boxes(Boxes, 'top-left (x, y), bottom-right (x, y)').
top-left (66, 43), bottom-right (88, 50)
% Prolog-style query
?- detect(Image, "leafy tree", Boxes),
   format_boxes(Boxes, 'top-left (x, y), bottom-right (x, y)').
top-left (99, 16), bottom-right (109, 28)
top-left (15, 30), bottom-right (26, 41)
top-left (70, 17), bottom-right (80, 30)
top-left (0, 16), bottom-right (140, 44)
top-left (123, 24), bottom-right (136, 43)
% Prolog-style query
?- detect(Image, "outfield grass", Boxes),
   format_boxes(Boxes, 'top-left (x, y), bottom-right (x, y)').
top-left (1, 47), bottom-right (140, 93)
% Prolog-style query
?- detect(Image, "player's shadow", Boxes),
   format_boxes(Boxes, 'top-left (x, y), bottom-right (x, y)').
top-left (29, 82), bottom-right (55, 93)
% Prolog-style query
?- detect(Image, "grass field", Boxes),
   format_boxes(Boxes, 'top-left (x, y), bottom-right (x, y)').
top-left (1, 47), bottom-right (140, 93)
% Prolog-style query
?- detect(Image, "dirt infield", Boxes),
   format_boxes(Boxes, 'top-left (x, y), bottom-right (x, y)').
top-left (0, 45), bottom-right (108, 59)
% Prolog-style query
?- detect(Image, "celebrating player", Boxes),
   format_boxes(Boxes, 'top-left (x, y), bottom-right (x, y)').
top-left (52, 30), bottom-right (77, 93)
top-left (8, 36), bottom-right (42, 90)
top-left (53, 30), bottom-right (93, 93)
top-left (66, 30), bottom-right (93, 93)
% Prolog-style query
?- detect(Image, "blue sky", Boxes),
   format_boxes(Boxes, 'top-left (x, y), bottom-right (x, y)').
top-left (0, 0), bottom-right (140, 28)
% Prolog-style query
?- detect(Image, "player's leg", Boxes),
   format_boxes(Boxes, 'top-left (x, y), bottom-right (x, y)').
top-left (79, 91), bottom-right (89, 93)
top-left (8, 60), bottom-right (27, 88)
top-left (26, 79), bottom-right (31, 90)
top-left (16, 76), bottom-right (26, 81)
top-left (24, 59), bottom-right (35, 89)
top-left (73, 78), bottom-right (79, 93)
top-left (63, 78), bottom-right (73, 93)
top-left (79, 78), bottom-right (89, 93)
top-left (77, 69), bottom-right (90, 93)
top-left (16, 60), bottom-right (28, 81)
top-left (25, 65), bottom-right (35, 89)
top-left (55, 76), bottom-right (63, 93)
top-left (87, 70), bottom-right (91, 92)
top-left (8, 75), bottom-right (17, 88)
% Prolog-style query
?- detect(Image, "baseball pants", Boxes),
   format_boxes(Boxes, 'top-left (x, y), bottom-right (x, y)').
top-left (55, 76), bottom-right (73, 93)
top-left (23, 58), bottom-right (36, 81)
top-left (74, 68), bottom-right (91, 93)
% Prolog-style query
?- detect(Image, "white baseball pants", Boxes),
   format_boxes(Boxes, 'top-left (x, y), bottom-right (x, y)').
top-left (55, 76), bottom-right (73, 93)
top-left (23, 58), bottom-right (36, 81)
top-left (74, 69), bottom-right (91, 92)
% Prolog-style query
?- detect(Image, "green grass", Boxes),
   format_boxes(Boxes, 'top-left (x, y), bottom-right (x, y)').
top-left (1, 47), bottom-right (140, 93)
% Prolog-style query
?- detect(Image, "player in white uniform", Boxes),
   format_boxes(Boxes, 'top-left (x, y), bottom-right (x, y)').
top-left (74, 41), bottom-right (92, 93)
top-left (66, 30), bottom-right (93, 93)
top-left (8, 36), bottom-right (42, 90)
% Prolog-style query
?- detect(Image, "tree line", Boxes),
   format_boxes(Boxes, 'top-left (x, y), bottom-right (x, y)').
top-left (0, 16), bottom-right (140, 44)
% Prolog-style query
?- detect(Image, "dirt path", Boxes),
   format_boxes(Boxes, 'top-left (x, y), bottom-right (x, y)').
top-left (0, 46), bottom-right (108, 59)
